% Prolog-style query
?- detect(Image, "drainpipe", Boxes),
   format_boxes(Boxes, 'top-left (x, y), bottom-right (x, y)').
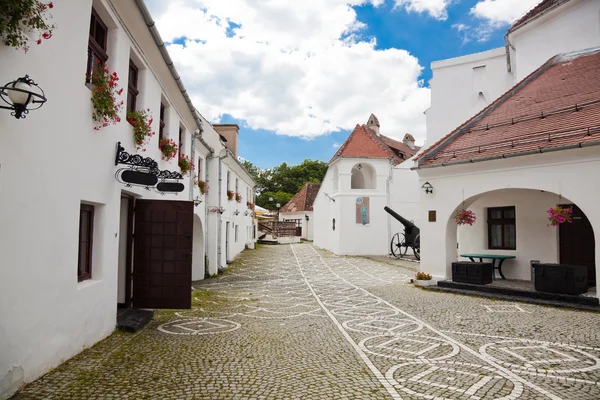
top-left (204, 148), bottom-right (213, 278)
top-left (217, 151), bottom-right (228, 273)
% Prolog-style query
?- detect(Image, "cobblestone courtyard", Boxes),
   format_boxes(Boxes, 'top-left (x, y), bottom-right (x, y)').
top-left (14, 244), bottom-right (600, 399)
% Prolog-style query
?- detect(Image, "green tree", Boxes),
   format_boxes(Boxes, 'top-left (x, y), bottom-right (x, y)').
top-left (240, 159), bottom-right (328, 209)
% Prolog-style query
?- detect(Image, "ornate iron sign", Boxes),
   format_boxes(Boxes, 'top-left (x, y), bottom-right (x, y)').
top-left (115, 142), bottom-right (184, 194)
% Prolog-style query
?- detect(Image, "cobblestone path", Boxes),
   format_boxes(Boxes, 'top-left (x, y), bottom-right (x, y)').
top-left (14, 244), bottom-right (600, 399)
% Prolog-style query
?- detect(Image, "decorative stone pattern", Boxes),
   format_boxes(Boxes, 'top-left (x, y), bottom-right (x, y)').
top-left (12, 244), bottom-right (600, 399)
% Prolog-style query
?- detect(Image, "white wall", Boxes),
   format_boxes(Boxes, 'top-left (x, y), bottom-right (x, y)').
top-left (389, 159), bottom-right (421, 249)
top-left (426, 48), bottom-right (514, 147)
top-left (509, 0), bottom-right (600, 81)
top-left (313, 164), bottom-right (340, 253)
top-left (0, 0), bottom-right (226, 396)
top-left (416, 147), bottom-right (600, 294)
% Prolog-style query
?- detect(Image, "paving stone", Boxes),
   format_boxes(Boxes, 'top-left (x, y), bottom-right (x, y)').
top-left (12, 243), bottom-right (600, 399)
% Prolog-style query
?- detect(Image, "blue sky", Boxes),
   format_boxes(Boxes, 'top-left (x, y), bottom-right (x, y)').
top-left (151, 0), bottom-right (529, 169)
top-left (233, 1), bottom-right (507, 169)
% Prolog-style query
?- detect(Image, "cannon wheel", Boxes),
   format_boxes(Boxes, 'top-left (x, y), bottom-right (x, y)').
top-left (413, 234), bottom-right (420, 260)
top-left (390, 233), bottom-right (408, 258)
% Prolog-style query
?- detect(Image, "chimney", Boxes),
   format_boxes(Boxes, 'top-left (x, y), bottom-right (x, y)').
top-left (213, 124), bottom-right (240, 157)
top-left (366, 113), bottom-right (380, 136)
top-left (403, 133), bottom-right (415, 149)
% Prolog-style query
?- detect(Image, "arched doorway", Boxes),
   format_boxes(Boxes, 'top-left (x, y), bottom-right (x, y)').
top-left (446, 188), bottom-right (595, 285)
top-left (192, 215), bottom-right (205, 281)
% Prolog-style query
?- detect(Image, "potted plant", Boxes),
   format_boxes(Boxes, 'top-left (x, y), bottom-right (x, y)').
top-left (0, 1), bottom-right (56, 53)
top-left (158, 137), bottom-right (178, 161)
top-left (235, 192), bottom-right (242, 203)
top-left (89, 64), bottom-right (123, 130)
top-left (127, 109), bottom-right (154, 150)
top-left (547, 206), bottom-right (573, 226)
top-left (227, 190), bottom-right (234, 201)
top-left (178, 153), bottom-right (194, 176)
top-left (455, 209), bottom-right (476, 226)
top-left (413, 272), bottom-right (435, 287)
top-left (196, 179), bottom-right (209, 195)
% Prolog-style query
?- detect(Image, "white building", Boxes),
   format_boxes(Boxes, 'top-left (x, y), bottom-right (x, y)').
top-left (416, 0), bottom-right (600, 296)
top-left (314, 114), bottom-right (421, 256)
top-left (0, 1), bottom-right (255, 397)
top-left (278, 183), bottom-right (320, 241)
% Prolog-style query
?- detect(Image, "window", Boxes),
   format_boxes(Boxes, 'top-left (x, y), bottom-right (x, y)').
top-left (227, 171), bottom-right (231, 191)
top-left (159, 103), bottom-right (166, 143)
top-left (127, 61), bottom-right (139, 114)
top-left (179, 126), bottom-right (184, 153)
top-left (197, 157), bottom-right (203, 179)
top-left (78, 204), bottom-right (94, 282)
top-left (351, 163), bottom-right (376, 189)
top-left (235, 178), bottom-right (239, 193)
top-left (87, 9), bottom-right (108, 79)
top-left (235, 225), bottom-right (238, 242)
top-left (488, 206), bottom-right (516, 250)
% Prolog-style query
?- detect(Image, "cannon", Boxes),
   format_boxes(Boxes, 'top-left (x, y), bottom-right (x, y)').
top-left (384, 206), bottom-right (420, 260)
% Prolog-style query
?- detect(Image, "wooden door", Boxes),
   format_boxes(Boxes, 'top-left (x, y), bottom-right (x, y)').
top-left (133, 200), bottom-right (194, 309)
top-left (559, 204), bottom-right (596, 286)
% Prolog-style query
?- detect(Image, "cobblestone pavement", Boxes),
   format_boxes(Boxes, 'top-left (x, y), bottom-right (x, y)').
top-left (14, 244), bottom-right (600, 399)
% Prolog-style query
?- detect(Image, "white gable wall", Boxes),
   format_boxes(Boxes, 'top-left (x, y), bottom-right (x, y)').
top-left (509, 0), bottom-right (600, 81)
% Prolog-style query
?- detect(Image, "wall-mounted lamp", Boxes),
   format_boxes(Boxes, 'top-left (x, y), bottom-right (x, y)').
top-left (244, 210), bottom-right (249, 216)
top-left (217, 206), bottom-right (225, 214)
top-left (357, 164), bottom-right (362, 170)
top-left (193, 196), bottom-right (203, 207)
top-left (233, 210), bottom-right (240, 216)
top-left (305, 214), bottom-right (309, 221)
top-left (0, 75), bottom-right (47, 119)
top-left (421, 181), bottom-right (433, 194)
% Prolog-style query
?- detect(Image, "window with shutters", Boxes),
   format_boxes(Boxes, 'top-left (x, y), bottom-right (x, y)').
top-left (127, 61), bottom-right (139, 114)
top-left (78, 204), bottom-right (94, 282)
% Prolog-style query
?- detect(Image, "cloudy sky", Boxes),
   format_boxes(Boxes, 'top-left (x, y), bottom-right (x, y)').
top-left (146, 0), bottom-right (541, 168)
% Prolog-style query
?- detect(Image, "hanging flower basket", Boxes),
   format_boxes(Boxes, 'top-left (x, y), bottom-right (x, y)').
top-left (455, 209), bottom-right (476, 226)
top-left (196, 180), bottom-right (208, 195)
top-left (247, 201), bottom-right (254, 210)
top-left (235, 192), bottom-right (242, 203)
top-left (158, 137), bottom-right (178, 161)
top-left (227, 190), bottom-right (234, 201)
top-left (547, 206), bottom-right (573, 226)
top-left (128, 109), bottom-right (154, 150)
top-left (0, 1), bottom-right (56, 53)
top-left (89, 64), bottom-right (123, 130)
top-left (178, 153), bottom-right (194, 176)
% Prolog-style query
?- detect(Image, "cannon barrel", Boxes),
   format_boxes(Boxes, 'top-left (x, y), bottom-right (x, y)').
top-left (384, 206), bottom-right (419, 233)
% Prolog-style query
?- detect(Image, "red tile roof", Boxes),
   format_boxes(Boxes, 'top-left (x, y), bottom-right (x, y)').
top-left (330, 124), bottom-right (420, 165)
top-left (509, 0), bottom-right (566, 33)
top-left (280, 183), bottom-right (321, 213)
top-left (417, 48), bottom-right (600, 167)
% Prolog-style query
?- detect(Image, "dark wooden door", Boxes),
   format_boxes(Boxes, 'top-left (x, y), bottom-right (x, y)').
top-left (559, 204), bottom-right (596, 286)
top-left (133, 200), bottom-right (194, 309)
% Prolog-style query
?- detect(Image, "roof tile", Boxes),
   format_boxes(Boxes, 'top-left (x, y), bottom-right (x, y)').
top-left (280, 183), bottom-right (321, 213)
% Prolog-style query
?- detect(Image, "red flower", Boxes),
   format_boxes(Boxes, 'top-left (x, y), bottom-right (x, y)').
top-left (48, 2), bottom-right (54, 8)
top-left (36, 39), bottom-right (42, 45)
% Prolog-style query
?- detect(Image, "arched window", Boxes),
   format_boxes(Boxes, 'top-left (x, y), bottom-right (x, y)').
top-left (332, 166), bottom-right (339, 192)
top-left (351, 163), bottom-right (376, 189)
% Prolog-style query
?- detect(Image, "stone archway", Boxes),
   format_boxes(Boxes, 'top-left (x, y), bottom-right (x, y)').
top-left (192, 214), bottom-right (205, 281)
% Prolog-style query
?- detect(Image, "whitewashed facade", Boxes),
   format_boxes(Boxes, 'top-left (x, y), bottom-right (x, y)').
top-left (0, 1), bottom-right (255, 397)
top-left (416, 0), bottom-right (600, 295)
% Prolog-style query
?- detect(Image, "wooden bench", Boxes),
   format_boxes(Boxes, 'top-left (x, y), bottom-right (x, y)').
top-left (459, 254), bottom-right (516, 280)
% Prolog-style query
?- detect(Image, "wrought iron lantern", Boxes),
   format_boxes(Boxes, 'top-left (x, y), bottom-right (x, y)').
top-left (244, 210), bottom-right (249, 216)
top-left (193, 196), bottom-right (203, 207)
top-left (0, 75), bottom-right (47, 119)
top-left (305, 214), bottom-right (309, 221)
top-left (233, 210), bottom-right (240, 216)
top-left (421, 181), bottom-right (433, 194)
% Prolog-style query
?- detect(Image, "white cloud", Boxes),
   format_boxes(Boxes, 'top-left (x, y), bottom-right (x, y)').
top-left (145, 0), bottom-right (430, 144)
top-left (393, 0), bottom-right (453, 20)
top-left (470, 0), bottom-right (541, 27)
top-left (332, 142), bottom-right (341, 149)
top-left (456, 0), bottom-right (541, 42)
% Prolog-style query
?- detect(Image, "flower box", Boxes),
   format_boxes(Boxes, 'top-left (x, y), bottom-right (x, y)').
top-left (414, 279), bottom-right (436, 287)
